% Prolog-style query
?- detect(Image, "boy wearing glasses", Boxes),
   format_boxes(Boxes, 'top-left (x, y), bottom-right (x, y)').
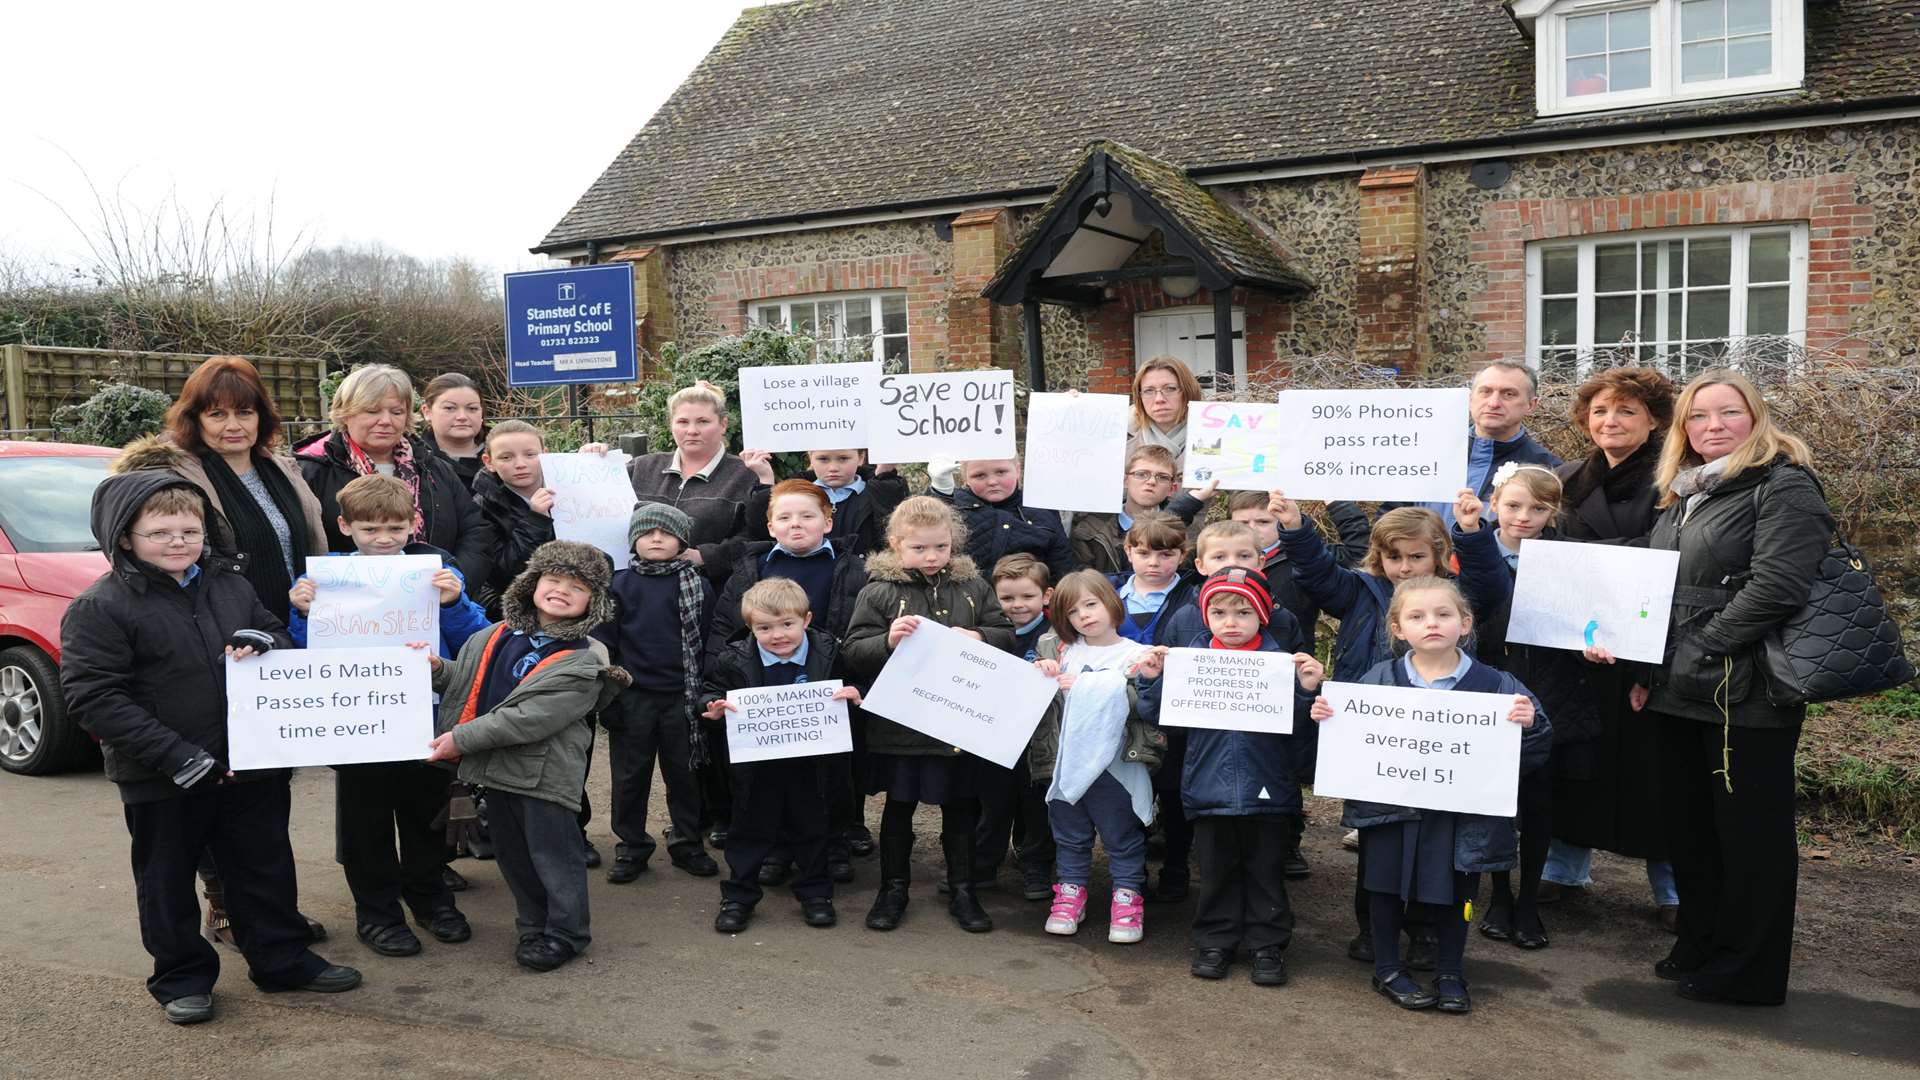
top-left (1069, 444), bottom-right (1216, 574)
top-left (61, 469), bottom-right (360, 1026)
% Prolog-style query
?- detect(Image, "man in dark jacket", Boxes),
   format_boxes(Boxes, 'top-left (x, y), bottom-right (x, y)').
top-left (1415, 360), bottom-right (1561, 525)
top-left (60, 469), bottom-right (360, 1025)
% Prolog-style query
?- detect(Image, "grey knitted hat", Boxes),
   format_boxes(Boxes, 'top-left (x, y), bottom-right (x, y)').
top-left (627, 501), bottom-right (694, 549)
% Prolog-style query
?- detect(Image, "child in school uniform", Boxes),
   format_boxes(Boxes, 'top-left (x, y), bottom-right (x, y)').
top-left (701, 579), bottom-right (864, 932)
top-left (285, 474), bottom-right (491, 957)
top-left (1310, 576), bottom-right (1552, 1014)
top-left (1139, 567), bottom-right (1322, 985)
top-left (1031, 570), bottom-right (1168, 944)
top-left (426, 541), bottom-right (625, 973)
top-left (1070, 445), bottom-right (1212, 574)
top-left (742, 449), bottom-right (907, 558)
top-left (1450, 464), bottom-right (1594, 951)
top-left (843, 496), bottom-right (1018, 933)
top-left (709, 480), bottom-right (871, 886)
top-left (1226, 491), bottom-right (1372, 651)
top-left (469, 420), bottom-right (557, 616)
top-left (595, 504), bottom-right (720, 884)
top-left (966, 554), bottom-right (1057, 900)
top-left (950, 458), bottom-right (1079, 582)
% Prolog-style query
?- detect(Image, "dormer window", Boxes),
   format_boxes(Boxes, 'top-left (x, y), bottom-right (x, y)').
top-left (1516, 0), bottom-right (1804, 116)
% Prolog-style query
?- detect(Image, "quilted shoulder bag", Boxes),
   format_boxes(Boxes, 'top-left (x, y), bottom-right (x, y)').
top-left (1750, 473), bottom-right (1916, 706)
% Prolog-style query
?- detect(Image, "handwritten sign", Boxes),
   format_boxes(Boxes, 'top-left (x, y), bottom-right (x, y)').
top-left (1267, 388), bottom-right (1469, 502)
top-left (541, 451), bottom-right (636, 565)
top-left (1183, 401), bottom-right (1288, 491)
top-left (1312, 681), bottom-right (1522, 817)
top-left (1022, 392), bottom-right (1130, 513)
top-left (864, 369), bottom-right (1016, 465)
top-left (738, 362), bottom-right (879, 452)
top-left (862, 620), bottom-right (1057, 768)
top-left (226, 647), bottom-right (434, 769)
top-left (1157, 648), bottom-right (1295, 733)
top-left (725, 679), bottom-right (853, 763)
top-left (1508, 539), bottom-right (1679, 664)
top-left (304, 553), bottom-right (440, 651)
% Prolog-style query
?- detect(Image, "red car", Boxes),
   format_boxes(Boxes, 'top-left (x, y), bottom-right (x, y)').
top-left (0, 440), bottom-right (118, 774)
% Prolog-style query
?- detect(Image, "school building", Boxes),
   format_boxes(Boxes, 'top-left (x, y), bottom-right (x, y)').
top-left (534, 0), bottom-right (1920, 391)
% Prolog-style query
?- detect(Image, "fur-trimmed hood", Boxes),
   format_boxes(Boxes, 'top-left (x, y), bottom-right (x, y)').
top-left (112, 434), bottom-right (198, 475)
top-left (501, 540), bottom-right (616, 640)
top-left (862, 549), bottom-right (980, 585)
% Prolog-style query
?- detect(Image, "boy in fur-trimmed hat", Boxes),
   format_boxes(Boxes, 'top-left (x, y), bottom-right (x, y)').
top-left (426, 540), bottom-right (627, 972)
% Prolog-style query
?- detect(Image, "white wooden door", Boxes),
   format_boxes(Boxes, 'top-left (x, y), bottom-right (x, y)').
top-left (1134, 307), bottom-right (1246, 388)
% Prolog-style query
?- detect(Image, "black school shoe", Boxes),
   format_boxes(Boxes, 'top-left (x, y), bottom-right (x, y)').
top-left (163, 993), bottom-right (214, 1025)
top-left (865, 879), bottom-right (910, 931)
top-left (1250, 946), bottom-right (1288, 986)
top-left (258, 964), bottom-right (363, 994)
top-left (706, 827), bottom-right (729, 849)
top-left (1282, 851), bottom-right (1312, 880)
top-left (418, 907), bottom-right (472, 944)
top-left (1433, 974), bottom-right (1472, 1014)
top-left (1479, 899), bottom-right (1514, 942)
top-left (758, 861), bottom-right (793, 886)
top-left (1373, 970), bottom-right (1438, 1010)
top-left (606, 855), bottom-right (647, 884)
top-left (802, 898), bottom-right (837, 927)
top-left (1021, 864), bottom-right (1052, 901)
top-left (514, 935), bottom-right (577, 973)
top-left (846, 826), bottom-right (875, 857)
top-left (1190, 948), bottom-right (1232, 980)
top-left (358, 922), bottom-right (422, 957)
top-left (582, 840), bottom-right (602, 869)
top-left (1347, 931), bottom-right (1374, 963)
top-left (714, 901), bottom-right (753, 934)
top-left (1653, 956), bottom-right (1695, 982)
top-left (672, 850), bottom-right (720, 877)
top-left (829, 859), bottom-right (854, 883)
top-left (442, 866), bottom-right (470, 892)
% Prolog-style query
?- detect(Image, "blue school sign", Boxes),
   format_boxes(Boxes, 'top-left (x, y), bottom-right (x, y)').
top-left (502, 263), bottom-right (638, 386)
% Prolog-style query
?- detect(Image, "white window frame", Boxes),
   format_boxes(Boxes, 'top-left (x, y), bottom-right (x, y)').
top-left (748, 290), bottom-right (909, 365)
top-left (1134, 306), bottom-right (1247, 389)
top-left (1534, 0), bottom-right (1804, 117)
top-left (1524, 223), bottom-right (1808, 375)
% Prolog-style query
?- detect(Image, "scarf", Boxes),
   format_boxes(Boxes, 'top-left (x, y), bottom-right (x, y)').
top-left (1670, 456), bottom-right (1731, 523)
top-left (199, 449), bottom-right (308, 620)
top-left (1132, 419), bottom-right (1187, 462)
top-left (1561, 434), bottom-right (1663, 511)
top-left (630, 555), bottom-right (710, 768)
top-left (342, 433), bottom-right (427, 540)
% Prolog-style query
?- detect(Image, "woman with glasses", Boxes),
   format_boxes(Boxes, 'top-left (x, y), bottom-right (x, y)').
top-left (1127, 357), bottom-right (1204, 476)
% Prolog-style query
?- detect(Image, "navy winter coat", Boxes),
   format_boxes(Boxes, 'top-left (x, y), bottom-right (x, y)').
top-left (1278, 522), bottom-right (1396, 683)
top-left (950, 486), bottom-right (1077, 583)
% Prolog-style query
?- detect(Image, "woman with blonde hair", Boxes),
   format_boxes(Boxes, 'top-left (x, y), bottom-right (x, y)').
top-left (1592, 368), bottom-right (1830, 1005)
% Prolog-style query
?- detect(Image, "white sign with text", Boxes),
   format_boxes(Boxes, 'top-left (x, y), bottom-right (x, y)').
top-left (738, 362), bottom-right (880, 452)
top-left (862, 620), bottom-right (1057, 768)
top-left (1312, 680), bottom-right (1522, 817)
top-left (303, 553), bottom-right (440, 651)
top-left (226, 647), bottom-right (434, 769)
top-left (1022, 391), bottom-right (1131, 513)
top-left (540, 451), bottom-right (636, 565)
top-left (725, 679), bottom-right (853, 763)
top-left (864, 369), bottom-right (1017, 464)
top-left (1267, 388), bottom-right (1470, 502)
top-left (1157, 648), bottom-right (1295, 734)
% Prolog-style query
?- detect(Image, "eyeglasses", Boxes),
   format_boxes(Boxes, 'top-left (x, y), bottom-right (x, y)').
top-left (1138, 387), bottom-right (1183, 399)
top-left (131, 529), bottom-right (205, 546)
top-left (1127, 469), bottom-right (1177, 484)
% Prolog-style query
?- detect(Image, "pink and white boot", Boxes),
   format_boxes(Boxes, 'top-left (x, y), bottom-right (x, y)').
top-left (1109, 888), bottom-right (1145, 943)
top-left (1044, 883), bottom-right (1088, 935)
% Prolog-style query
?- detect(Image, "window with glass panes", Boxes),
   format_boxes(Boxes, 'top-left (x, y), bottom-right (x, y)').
top-left (750, 292), bottom-right (909, 366)
top-left (1528, 226), bottom-right (1803, 378)
top-left (1540, 0), bottom-right (1801, 115)
top-left (1679, 0), bottom-right (1773, 83)
top-left (1564, 6), bottom-right (1653, 98)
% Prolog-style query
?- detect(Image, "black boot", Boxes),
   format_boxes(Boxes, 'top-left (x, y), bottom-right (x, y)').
top-left (866, 879), bottom-right (910, 931)
top-left (943, 831), bottom-right (992, 933)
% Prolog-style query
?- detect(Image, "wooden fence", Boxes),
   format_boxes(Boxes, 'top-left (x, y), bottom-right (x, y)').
top-left (0, 345), bottom-right (328, 434)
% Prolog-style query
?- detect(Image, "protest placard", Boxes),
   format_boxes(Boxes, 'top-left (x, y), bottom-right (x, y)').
top-left (540, 451), bottom-right (637, 565)
top-left (304, 553), bottom-right (440, 651)
top-left (226, 647), bottom-right (434, 769)
top-left (1266, 388), bottom-right (1470, 501)
top-left (1022, 391), bottom-right (1130, 513)
top-left (861, 620), bottom-right (1058, 768)
top-left (1312, 681), bottom-right (1523, 817)
top-left (1157, 648), bottom-right (1295, 734)
top-left (1183, 400), bottom-right (1287, 491)
top-left (864, 369), bottom-right (1016, 464)
top-left (1507, 539), bottom-right (1680, 664)
top-left (725, 680), bottom-right (853, 764)
top-left (738, 362), bottom-right (880, 452)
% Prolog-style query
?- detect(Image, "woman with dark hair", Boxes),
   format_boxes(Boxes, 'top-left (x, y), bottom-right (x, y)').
top-left (419, 372), bottom-right (486, 488)
top-left (1542, 367), bottom-right (1680, 925)
top-left (116, 356), bottom-right (328, 625)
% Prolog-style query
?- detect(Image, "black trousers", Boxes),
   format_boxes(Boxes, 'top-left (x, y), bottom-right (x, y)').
top-left (125, 777), bottom-right (328, 1002)
top-left (334, 761), bottom-right (454, 928)
top-left (722, 760), bottom-right (834, 906)
top-left (698, 716), bottom-right (732, 831)
top-left (1490, 767), bottom-right (1553, 923)
top-left (973, 760), bottom-right (1055, 883)
top-left (830, 707), bottom-right (872, 840)
top-left (879, 798), bottom-right (979, 883)
top-left (1192, 815), bottom-right (1296, 952)
top-left (605, 688), bottom-right (705, 861)
top-left (1656, 712), bottom-right (1800, 1004)
top-left (489, 791), bottom-right (591, 951)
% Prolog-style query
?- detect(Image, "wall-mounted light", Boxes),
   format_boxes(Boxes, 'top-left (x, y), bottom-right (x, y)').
top-left (1160, 274), bottom-right (1201, 300)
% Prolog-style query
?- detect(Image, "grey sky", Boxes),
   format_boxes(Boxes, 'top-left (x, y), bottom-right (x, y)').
top-left (0, 1), bottom-right (754, 276)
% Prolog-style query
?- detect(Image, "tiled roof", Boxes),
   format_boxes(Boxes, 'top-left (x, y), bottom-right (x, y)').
top-left (537, 0), bottom-right (1920, 250)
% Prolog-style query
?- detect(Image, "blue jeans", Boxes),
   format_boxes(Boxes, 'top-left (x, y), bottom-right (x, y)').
top-left (1048, 772), bottom-right (1147, 891)
top-left (1543, 839), bottom-right (1679, 907)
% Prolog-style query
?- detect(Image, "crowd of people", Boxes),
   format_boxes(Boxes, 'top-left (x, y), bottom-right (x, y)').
top-left (58, 352), bottom-right (1832, 1026)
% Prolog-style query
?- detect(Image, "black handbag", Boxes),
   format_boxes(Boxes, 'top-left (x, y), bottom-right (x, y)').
top-left (1750, 476), bottom-right (1916, 706)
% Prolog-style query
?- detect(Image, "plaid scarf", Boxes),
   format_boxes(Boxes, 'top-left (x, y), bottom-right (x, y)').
top-left (629, 555), bottom-right (709, 769)
top-left (342, 434), bottom-right (427, 540)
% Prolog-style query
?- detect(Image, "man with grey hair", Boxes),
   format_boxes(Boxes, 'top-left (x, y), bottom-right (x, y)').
top-left (1418, 359), bottom-right (1560, 524)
